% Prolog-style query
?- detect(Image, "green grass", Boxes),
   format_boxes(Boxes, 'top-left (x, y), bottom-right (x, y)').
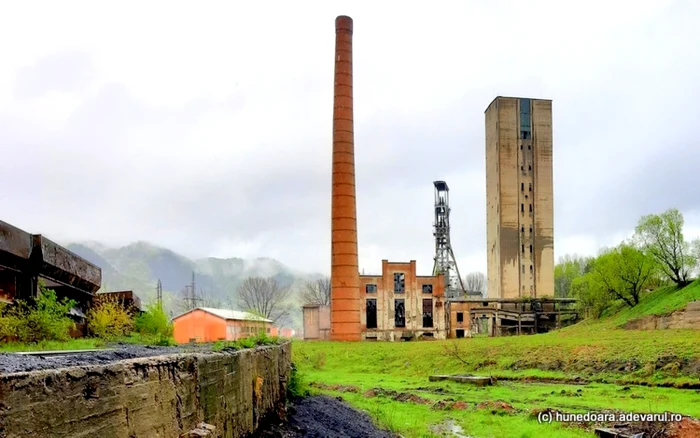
top-left (293, 285), bottom-right (700, 437)
top-left (608, 280), bottom-right (700, 326)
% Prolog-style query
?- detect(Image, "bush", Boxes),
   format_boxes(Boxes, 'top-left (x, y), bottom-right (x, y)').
top-left (87, 295), bottom-right (134, 339)
top-left (134, 303), bottom-right (174, 343)
top-left (0, 287), bottom-right (76, 343)
top-left (287, 363), bottom-right (310, 400)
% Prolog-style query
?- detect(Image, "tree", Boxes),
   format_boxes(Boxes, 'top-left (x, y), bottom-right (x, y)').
top-left (554, 254), bottom-right (594, 297)
top-left (300, 277), bottom-right (331, 306)
top-left (236, 276), bottom-right (293, 324)
top-left (463, 272), bottom-right (485, 293)
top-left (570, 273), bottom-right (612, 319)
top-left (590, 243), bottom-right (656, 307)
top-left (634, 208), bottom-right (698, 287)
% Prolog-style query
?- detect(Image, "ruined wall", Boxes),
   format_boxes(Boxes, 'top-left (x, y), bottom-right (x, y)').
top-left (623, 301), bottom-right (700, 330)
top-left (359, 260), bottom-right (447, 340)
top-left (0, 343), bottom-right (292, 438)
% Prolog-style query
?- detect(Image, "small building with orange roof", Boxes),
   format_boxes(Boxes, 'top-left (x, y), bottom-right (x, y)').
top-left (172, 307), bottom-right (272, 344)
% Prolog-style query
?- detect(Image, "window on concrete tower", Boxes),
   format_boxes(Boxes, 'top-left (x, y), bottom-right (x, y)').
top-left (521, 204), bottom-right (524, 213)
top-left (528, 145), bottom-right (531, 150)
top-left (529, 183), bottom-right (532, 192)
top-left (528, 165), bottom-right (532, 171)
top-left (530, 244), bottom-right (533, 253)
top-left (529, 204), bottom-right (532, 212)
top-left (521, 226), bottom-right (524, 233)
top-left (521, 183), bottom-right (524, 191)
top-left (521, 244), bottom-right (525, 253)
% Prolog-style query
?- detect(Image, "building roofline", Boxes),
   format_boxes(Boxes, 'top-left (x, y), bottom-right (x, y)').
top-left (484, 95), bottom-right (553, 113)
top-left (173, 307), bottom-right (273, 323)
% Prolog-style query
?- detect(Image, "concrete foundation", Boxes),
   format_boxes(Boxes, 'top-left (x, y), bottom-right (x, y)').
top-left (0, 343), bottom-right (291, 438)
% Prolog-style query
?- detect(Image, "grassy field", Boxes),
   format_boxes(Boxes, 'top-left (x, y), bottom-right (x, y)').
top-left (293, 284), bottom-right (700, 437)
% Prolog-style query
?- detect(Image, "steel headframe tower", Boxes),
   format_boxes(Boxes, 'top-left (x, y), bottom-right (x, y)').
top-left (432, 181), bottom-right (466, 298)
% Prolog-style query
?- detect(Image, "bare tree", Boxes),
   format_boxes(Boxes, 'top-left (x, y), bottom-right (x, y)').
top-left (237, 276), bottom-right (293, 324)
top-left (464, 272), bottom-right (486, 293)
top-left (300, 277), bottom-right (331, 306)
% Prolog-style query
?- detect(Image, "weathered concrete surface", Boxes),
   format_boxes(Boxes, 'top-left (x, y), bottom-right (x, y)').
top-left (485, 97), bottom-right (554, 299)
top-left (623, 301), bottom-right (700, 330)
top-left (0, 343), bottom-right (291, 438)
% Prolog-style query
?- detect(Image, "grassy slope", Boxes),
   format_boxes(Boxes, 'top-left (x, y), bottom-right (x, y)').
top-left (293, 283), bottom-right (700, 437)
top-left (609, 279), bottom-right (700, 326)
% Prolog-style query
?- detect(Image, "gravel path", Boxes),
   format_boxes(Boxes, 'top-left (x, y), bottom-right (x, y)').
top-left (0, 343), bottom-right (213, 374)
top-left (255, 395), bottom-right (396, 438)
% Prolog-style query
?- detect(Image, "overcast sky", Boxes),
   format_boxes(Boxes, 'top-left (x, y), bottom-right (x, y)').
top-left (1, 0), bottom-right (699, 276)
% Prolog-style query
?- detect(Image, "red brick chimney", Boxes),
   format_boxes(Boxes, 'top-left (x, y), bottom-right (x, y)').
top-left (330, 15), bottom-right (361, 341)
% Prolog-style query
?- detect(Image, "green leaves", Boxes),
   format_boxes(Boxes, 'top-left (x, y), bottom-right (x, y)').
top-left (634, 208), bottom-right (698, 286)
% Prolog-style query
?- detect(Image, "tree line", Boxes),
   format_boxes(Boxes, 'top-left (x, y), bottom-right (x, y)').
top-left (554, 208), bottom-right (700, 318)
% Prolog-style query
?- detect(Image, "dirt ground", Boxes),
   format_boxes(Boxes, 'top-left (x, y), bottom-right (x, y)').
top-left (254, 395), bottom-right (396, 438)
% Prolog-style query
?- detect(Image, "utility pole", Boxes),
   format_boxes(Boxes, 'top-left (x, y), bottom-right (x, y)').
top-left (156, 279), bottom-right (163, 310)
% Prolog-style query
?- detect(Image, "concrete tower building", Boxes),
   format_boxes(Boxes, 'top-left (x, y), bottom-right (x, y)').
top-left (485, 97), bottom-right (554, 299)
top-left (330, 15), bottom-right (361, 341)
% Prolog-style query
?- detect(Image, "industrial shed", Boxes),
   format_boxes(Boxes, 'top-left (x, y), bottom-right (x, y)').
top-left (172, 307), bottom-right (273, 344)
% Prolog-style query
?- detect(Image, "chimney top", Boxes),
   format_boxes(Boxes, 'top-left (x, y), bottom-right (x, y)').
top-left (335, 15), bottom-right (353, 33)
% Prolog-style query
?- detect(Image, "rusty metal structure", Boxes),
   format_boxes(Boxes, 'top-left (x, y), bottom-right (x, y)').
top-left (431, 181), bottom-right (467, 298)
top-left (0, 220), bottom-right (101, 312)
top-left (330, 15), bottom-right (361, 341)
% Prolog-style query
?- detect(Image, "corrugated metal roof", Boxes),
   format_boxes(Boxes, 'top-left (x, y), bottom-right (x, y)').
top-left (175, 307), bottom-right (272, 323)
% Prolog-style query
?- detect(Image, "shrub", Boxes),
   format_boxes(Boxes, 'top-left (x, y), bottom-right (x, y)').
top-left (134, 303), bottom-right (174, 341)
top-left (87, 295), bottom-right (134, 339)
top-left (287, 363), bottom-right (310, 400)
top-left (0, 286), bottom-right (76, 343)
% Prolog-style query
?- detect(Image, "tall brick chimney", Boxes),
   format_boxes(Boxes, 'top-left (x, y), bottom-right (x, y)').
top-left (330, 15), bottom-right (361, 341)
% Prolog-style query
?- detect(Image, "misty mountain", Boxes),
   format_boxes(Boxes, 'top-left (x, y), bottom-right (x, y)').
top-left (65, 241), bottom-right (315, 328)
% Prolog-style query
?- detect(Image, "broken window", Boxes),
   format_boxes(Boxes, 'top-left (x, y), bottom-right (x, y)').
top-left (520, 145), bottom-right (523, 150)
top-left (456, 312), bottom-right (464, 323)
top-left (528, 145), bottom-right (531, 150)
top-left (394, 299), bottom-right (405, 327)
top-left (422, 299), bottom-right (433, 328)
top-left (422, 284), bottom-right (433, 294)
top-left (529, 226), bottom-right (533, 233)
top-left (365, 284), bottom-right (377, 293)
top-left (456, 329), bottom-right (465, 338)
top-left (528, 164), bottom-right (532, 171)
top-left (394, 273), bottom-right (405, 293)
top-left (366, 299), bottom-right (377, 329)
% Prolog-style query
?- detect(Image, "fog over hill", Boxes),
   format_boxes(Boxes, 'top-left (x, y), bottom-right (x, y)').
top-left (66, 241), bottom-right (318, 329)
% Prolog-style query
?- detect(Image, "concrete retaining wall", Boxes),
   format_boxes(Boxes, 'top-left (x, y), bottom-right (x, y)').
top-left (623, 301), bottom-right (700, 330)
top-left (0, 343), bottom-right (291, 438)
